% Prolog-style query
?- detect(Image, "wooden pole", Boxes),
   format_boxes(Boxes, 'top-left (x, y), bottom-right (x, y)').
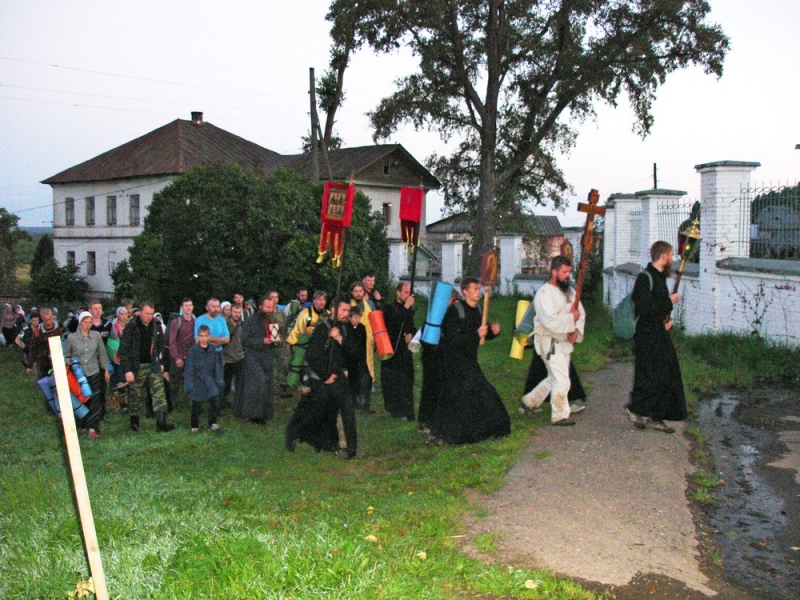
top-left (309, 68), bottom-right (320, 182)
top-left (479, 286), bottom-right (492, 346)
top-left (48, 337), bottom-right (109, 600)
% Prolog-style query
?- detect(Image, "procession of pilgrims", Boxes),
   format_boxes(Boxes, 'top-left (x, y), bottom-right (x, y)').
top-left (6, 186), bottom-right (691, 457)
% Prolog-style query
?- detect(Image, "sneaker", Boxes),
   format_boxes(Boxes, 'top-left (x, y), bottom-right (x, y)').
top-left (210, 424), bottom-right (223, 434)
top-left (425, 435), bottom-right (445, 447)
top-left (647, 419), bottom-right (675, 434)
top-left (336, 449), bottom-right (356, 460)
top-left (552, 418), bottom-right (576, 426)
top-left (88, 429), bottom-right (101, 439)
top-left (418, 424), bottom-right (431, 435)
top-left (191, 428), bottom-right (199, 433)
top-left (624, 406), bottom-right (648, 429)
top-left (519, 399), bottom-right (541, 418)
top-left (569, 401), bottom-right (586, 414)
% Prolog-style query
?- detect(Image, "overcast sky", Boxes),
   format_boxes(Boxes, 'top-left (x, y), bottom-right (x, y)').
top-left (1, 0), bottom-right (798, 229)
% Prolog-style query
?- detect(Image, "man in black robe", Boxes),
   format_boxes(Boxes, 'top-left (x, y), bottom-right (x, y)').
top-left (626, 241), bottom-right (688, 433)
top-left (431, 277), bottom-right (511, 444)
top-left (381, 282), bottom-right (416, 420)
top-left (285, 298), bottom-right (357, 458)
top-left (236, 296), bottom-right (277, 424)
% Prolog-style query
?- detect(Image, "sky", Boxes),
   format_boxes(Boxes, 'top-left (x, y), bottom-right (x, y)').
top-left (1, 0), bottom-right (798, 229)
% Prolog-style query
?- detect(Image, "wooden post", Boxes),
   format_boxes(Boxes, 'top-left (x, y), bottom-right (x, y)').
top-left (48, 337), bottom-right (109, 600)
top-left (479, 248), bottom-right (498, 346)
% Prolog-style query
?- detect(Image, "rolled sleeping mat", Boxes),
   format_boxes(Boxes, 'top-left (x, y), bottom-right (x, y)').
top-left (39, 375), bottom-right (89, 419)
top-left (70, 358), bottom-right (94, 399)
top-left (514, 300), bottom-right (537, 345)
top-left (408, 327), bottom-right (423, 353)
top-left (106, 336), bottom-right (120, 364)
top-left (369, 310), bottom-right (394, 361)
top-left (286, 333), bottom-right (312, 387)
top-left (420, 280), bottom-right (454, 345)
top-left (509, 300), bottom-right (530, 360)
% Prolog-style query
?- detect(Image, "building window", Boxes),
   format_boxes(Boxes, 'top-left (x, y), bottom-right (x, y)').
top-left (383, 158), bottom-right (390, 175)
top-left (65, 198), bottom-right (75, 226)
top-left (383, 203), bottom-right (392, 228)
top-left (108, 251), bottom-right (117, 274)
top-left (129, 194), bottom-right (140, 226)
top-left (87, 251), bottom-right (96, 276)
top-left (107, 196), bottom-right (117, 226)
top-left (629, 213), bottom-right (641, 256)
top-left (66, 251), bottom-right (76, 267)
top-left (85, 197), bottom-right (95, 226)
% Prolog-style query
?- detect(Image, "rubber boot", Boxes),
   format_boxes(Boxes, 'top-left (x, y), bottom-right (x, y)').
top-left (130, 415), bottom-right (140, 432)
top-left (155, 411), bottom-right (175, 432)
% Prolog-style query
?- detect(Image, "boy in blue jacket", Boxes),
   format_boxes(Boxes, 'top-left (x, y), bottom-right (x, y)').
top-left (184, 325), bottom-right (224, 433)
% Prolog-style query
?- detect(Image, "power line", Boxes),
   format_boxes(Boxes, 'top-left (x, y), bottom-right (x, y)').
top-left (0, 55), bottom-right (300, 100)
top-left (0, 83), bottom-right (300, 113)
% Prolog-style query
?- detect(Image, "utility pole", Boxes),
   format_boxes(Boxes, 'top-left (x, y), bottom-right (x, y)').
top-left (309, 68), bottom-right (334, 181)
top-left (309, 68), bottom-right (320, 182)
top-left (653, 163), bottom-right (658, 189)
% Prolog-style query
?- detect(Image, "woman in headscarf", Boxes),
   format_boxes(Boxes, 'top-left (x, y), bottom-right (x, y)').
top-left (65, 311), bottom-right (110, 439)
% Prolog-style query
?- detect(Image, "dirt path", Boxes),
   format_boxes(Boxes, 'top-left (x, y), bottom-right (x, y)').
top-left (464, 362), bottom-right (725, 597)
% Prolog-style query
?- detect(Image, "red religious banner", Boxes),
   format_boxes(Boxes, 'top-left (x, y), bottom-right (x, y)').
top-left (399, 186), bottom-right (424, 247)
top-left (317, 181), bottom-right (354, 267)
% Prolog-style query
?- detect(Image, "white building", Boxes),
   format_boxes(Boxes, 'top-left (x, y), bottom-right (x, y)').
top-left (43, 112), bottom-right (439, 295)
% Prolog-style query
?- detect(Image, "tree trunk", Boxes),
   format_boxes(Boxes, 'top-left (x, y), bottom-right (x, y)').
top-left (469, 141), bottom-right (497, 277)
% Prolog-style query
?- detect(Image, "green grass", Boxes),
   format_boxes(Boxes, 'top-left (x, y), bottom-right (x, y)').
top-left (4, 296), bottom-right (795, 598)
top-left (0, 296), bottom-right (600, 600)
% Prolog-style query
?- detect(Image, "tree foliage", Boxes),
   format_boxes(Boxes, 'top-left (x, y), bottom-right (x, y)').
top-left (30, 234), bottom-right (54, 276)
top-left (29, 259), bottom-right (89, 305)
top-left (111, 259), bottom-right (135, 304)
top-left (128, 163), bottom-right (388, 310)
top-left (326, 0), bottom-right (729, 274)
top-left (0, 207), bottom-right (30, 292)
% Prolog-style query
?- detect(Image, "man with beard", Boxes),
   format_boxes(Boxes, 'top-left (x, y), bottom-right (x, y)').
top-left (520, 256), bottom-right (586, 426)
top-left (381, 282), bottom-right (416, 420)
top-left (285, 298), bottom-right (357, 459)
top-left (194, 298), bottom-right (230, 353)
top-left (625, 241), bottom-right (687, 433)
top-left (119, 302), bottom-right (174, 432)
top-left (236, 295), bottom-right (279, 424)
top-left (266, 290), bottom-right (292, 398)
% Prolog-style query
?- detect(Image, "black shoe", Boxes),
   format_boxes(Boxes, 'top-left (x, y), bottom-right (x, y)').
top-left (130, 415), bottom-right (140, 432)
top-left (155, 412), bottom-right (175, 432)
top-left (552, 418), bottom-right (576, 426)
top-left (647, 419), bottom-right (675, 434)
top-left (625, 406), bottom-right (648, 429)
top-left (360, 406), bottom-right (376, 414)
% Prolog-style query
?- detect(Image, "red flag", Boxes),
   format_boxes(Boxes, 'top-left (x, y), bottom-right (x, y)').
top-left (317, 181), bottom-right (354, 267)
top-left (399, 186), bottom-right (424, 247)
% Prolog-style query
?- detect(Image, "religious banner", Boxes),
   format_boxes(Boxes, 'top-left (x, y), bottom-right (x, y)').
top-left (479, 248), bottom-right (499, 346)
top-left (316, 181), bottom-right (354, 267)
top-left (399, 186), bottom-right (424, 248)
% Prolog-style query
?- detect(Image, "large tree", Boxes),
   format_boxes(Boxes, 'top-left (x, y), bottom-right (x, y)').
top-left (128, 163), bottom-right (388, 310)
top-left (0, 207), bottom-right (32, 292)
top-left (327, 0), bottom-right (728, 274)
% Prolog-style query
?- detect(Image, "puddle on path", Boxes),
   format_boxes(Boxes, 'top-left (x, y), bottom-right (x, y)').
top-left (699, 389), bottom-right (800, 599)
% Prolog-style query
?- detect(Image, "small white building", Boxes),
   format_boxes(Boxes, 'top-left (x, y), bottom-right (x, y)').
top-left (43, 112), bottom-right (439, 295)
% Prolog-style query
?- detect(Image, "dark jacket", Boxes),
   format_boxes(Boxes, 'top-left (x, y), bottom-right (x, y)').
top-left (119, 316), bottom-right (165, 376)
top-left (184, 343), bottom-right (224, 402)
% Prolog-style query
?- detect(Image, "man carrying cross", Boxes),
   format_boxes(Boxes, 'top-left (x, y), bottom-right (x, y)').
top-left (521, 256), bottom-right (586, 425)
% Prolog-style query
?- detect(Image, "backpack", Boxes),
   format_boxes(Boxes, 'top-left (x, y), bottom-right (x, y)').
top-left (612, 270), bottom-right (653, 340)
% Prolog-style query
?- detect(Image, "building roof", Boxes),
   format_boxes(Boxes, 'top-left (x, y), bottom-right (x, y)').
top-left (43, 114), bottom-right (440, 190)
top-left (272, 144), bottom-right (440, 189)
top-left (42, 116), bottom-right (281, 184)
top-left (427, 212), bottom-right (563, 237)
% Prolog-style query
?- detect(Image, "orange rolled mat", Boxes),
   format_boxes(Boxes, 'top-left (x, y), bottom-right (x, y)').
top-left (369, 310), bottom-right (395, 361)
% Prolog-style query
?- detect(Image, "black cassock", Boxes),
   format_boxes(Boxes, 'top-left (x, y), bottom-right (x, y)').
top-left (417, 339), bottom-right (444, 428)
top-left (235, 314), bottom-right (275, 421)
top-left (629, 263), bottom-right (687, 421)
top-left (432, 301), bottom-right (511, 444)
top-left (381, 300), bottom-right (416, 420)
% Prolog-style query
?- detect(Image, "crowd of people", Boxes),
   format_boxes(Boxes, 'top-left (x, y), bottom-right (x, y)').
top-left (6, 243), bottom-right (687, 458)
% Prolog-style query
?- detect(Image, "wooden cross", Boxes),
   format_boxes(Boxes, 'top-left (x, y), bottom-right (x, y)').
top-left (572, 189), bottom-right (606, 309)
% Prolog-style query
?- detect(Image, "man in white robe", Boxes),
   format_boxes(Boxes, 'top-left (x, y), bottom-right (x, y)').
top-left (521, 256), bottom-right (586, 426)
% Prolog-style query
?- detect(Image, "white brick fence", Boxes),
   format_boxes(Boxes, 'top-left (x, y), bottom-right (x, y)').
top-left (603, 161), bottom-right (800, 347)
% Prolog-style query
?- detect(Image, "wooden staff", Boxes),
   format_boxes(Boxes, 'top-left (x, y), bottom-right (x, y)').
top-left (479, 248), bottom-right (498, 345)
top-left (48, 337), bottom-right (109, 600)
top-left (573, 189), bottom-right (606, 310)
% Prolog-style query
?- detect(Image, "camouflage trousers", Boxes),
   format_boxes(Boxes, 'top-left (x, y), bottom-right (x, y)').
top-left (128, 367), bottom-right (168, 416)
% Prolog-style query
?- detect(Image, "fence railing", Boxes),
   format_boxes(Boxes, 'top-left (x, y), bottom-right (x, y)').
top-left (657, 199), bottom-right (700, 250)
top-left (739, 183), bottom-right (800, 260)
